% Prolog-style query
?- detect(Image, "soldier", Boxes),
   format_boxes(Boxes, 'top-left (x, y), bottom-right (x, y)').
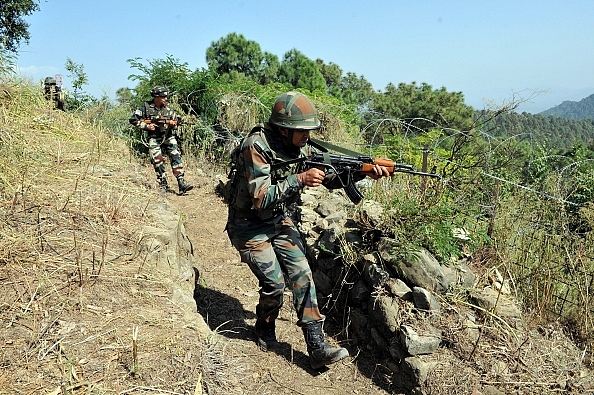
top-left (129, 86), bottom-right (193, 194)
top-left (225, 91), bottom-right (389, 369)
top-left (43, 76), bottom-right (65, 111)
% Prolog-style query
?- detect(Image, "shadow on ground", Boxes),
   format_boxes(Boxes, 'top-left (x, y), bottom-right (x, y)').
top-left (193, 268), bottom-right (402, 389)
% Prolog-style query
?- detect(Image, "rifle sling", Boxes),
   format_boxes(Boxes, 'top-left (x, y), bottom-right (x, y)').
top-left (308, 138), bottom-right (364, 157)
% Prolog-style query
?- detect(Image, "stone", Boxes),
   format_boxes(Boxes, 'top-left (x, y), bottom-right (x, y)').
top-left (379, 239), bottom-right (451, 294)
top-left (368, 295), bottom-right (400, 338)
top-left (469, 287), bottom-right (522, 318)
top-left (399, 324), bottom-right (441, 356)
top-left (384, 278), bottom-right (412, 300)
top-left (412, 287), bottom-right (441, 313)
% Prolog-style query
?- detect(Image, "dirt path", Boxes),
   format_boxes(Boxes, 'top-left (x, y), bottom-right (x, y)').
top-left (167, 171), bottom-right (397, 395)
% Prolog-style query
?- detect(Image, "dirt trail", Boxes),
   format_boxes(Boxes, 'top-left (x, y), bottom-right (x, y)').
top-left (167, 171), bottom-right (396, 395)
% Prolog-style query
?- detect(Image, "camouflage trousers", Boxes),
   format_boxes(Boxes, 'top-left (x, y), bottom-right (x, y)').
top-left (148, 135), bottom-right (184, 179)
top-left (226, 212), bottom-right (324, 326)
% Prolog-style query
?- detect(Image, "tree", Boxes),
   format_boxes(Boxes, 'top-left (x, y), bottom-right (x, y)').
top-left (257, 51), bottom-right (280, 85)
top-left (115, 87), bottom-right (134, 106)
top-left (206, 33), bottom-right (264, 79)
top-left (373, 81), bottom-right (474, 132)
top-left (127, 55), bottom-right (193, 98)
top-left (278, 49), bottom-right (326, 92)
top-left (0, 46), bottom-right (17, 76)
top-left (340, 72), bottom-right (375, 107)
top-left (65, 57), bottom-right (88, 98)
top-left (316, 59), bottom-right (342, 96)
top-left (0, 0), bottom-right (40, 53)
top-left (64, 57), bottom-right (98, 108)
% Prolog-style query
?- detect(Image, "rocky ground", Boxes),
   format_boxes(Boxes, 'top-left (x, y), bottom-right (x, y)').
top-left (168, 168), bottom-right (398, 394)
top-left (1, 147), bottom-right (592, 394)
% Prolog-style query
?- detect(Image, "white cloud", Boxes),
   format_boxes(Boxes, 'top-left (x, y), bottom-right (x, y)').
top-left (15, 65), bottom-right (61, 83)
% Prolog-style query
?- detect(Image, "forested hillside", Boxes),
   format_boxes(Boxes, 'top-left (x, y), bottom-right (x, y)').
top-left (475, 110), bottom-right (594, 149)
top-left (540, 93), bottom-right (594, 120)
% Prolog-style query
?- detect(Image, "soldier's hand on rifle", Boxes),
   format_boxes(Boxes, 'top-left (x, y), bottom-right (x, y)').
top-left (367, 163), bottom-right (391, 180)
top-left (297, 168), bottom-right (325, 187)
top-left (147, 123), bottom-right (156, 131)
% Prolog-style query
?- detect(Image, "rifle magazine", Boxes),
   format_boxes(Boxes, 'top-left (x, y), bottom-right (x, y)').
top-left (344, 181), bottom-right (364, 205)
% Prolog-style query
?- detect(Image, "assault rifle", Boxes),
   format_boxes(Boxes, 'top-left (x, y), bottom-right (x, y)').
top-left (141, 116), bottom-right (178, 127)
top-left (302, 152), bottom-right (441, 204)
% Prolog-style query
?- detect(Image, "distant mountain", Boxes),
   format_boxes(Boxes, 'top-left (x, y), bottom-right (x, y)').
top-left (539, 93), bottom-right (594, 120)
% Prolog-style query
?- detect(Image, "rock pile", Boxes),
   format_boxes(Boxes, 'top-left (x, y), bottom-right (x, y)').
top-left (297, 187), bottom-right (519, 393)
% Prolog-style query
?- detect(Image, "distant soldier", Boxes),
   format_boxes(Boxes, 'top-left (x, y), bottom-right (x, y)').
top-left (129, 86), bottom-right (194, 194)
top-left (43, 76), bottom-right (65, 111)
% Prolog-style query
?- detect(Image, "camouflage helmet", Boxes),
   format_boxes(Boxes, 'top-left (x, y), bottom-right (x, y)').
top-left (44, 76), bottom-right (56, 85)
top-left (150, 86), bottom-right (169, 97)
top-left (269, 91), bottom-right (321, 130)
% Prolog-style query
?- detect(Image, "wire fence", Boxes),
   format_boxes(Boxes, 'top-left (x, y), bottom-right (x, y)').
top-left (194, 94), bottom-right (594, 345)
top-left (485, 175), bottom-right (594, 350)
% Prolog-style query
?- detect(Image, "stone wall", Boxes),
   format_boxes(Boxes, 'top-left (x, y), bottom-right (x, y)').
top-left (297, 187), bottom-right (519, 393)
top-left (139, 202), bottom-right (211, 337)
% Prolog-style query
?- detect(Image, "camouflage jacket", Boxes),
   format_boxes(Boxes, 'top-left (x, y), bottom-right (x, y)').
top-left (44, 85), bottom-right (64, 102)
top-left (228, 123), bottom-right (345, 222)
top-left (129, 101), bottom-right (180, 138)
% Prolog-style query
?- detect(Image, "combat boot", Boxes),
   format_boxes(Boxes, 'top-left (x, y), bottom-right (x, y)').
top-left (254, 318), bottom-right (279, 352)
top-left (177, 176), bottom-right (194, 194)
top-left (158, 177), bottom-right (170, 192)
top-left (302, 321), bottom-right (349, 369)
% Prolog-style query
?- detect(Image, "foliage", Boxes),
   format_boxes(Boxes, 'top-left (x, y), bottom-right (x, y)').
top-left (519, 140), bottom-right (594, 225)
top-left (372, 82), bottom-right (475, 134)
top-left (368, 177), bottom-right (489, 263)
top-left (0, 45), bottom-right (17, 76)
top-left (540, 93), bottom-right (594, 120)
top-left (205, 33), bottom-right (281, 86)
top-left (316, 59), bottom-right (342, 97)
top-left (278, 49), bottom-right (326, 93)
top-left (314, 61), bottom-right (375, 129)
top-left (115, 86), bottom-right (134, 107)
top-left (339, 71), bottom-right (375, 108)
top-left (82, 96), bottom-right (134, 139)
top-left (259, 52), bottom-right (281, 85)
top-left (206, 33), bottom-right (263, 77)
top-left (0, 0), bottom-right (40, 53)
top-left (477, 109), bottom-right (594, 150)
top-left (494, 189), bottom-right (594, 350)
top-left (203, 34), bottom-right (376, 131)
top-left (64, 57), bottom-right (97, 110)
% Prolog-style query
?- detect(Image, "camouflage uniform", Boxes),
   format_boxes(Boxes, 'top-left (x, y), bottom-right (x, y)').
top-left (226, 92), bottom-right (355, 369)
top-left (226, 124), bottom-right (349, 325)
top-left (129, 89), bottom-right (192, 193)
top-left (43, 77), bottom-right (65, 111)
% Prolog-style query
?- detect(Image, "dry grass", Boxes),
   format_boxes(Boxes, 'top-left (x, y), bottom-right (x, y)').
top-left (0, 83), bottom-right (242, 394)
top-left (2, 82), bottom-right (593, 395)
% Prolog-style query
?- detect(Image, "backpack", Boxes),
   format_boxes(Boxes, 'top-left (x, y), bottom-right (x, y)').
top-left (216, 139), bottom-right (243, 204)
top-left (216, 125), bottom-right (267, 205)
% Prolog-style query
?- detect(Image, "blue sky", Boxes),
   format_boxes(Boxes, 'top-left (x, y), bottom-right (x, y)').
top-left (15, 0), bottom-right (594, 114)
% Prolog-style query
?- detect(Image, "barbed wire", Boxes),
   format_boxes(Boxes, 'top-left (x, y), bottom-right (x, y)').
top-left (191, 96), bottom-right (592, 210)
